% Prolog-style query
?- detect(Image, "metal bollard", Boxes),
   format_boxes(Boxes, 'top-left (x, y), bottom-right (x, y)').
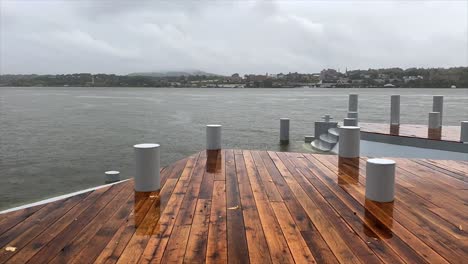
top-left (280, 118), bottom-right (290, 144)
top-left (343, 118), bottom-right (357, 126)
top-left (134, 143), bottom-right (160, 192)
top-left (460, 121), bottom-right (468, 143)
top-left (366, 159), bottom-right (396, 202)
top-left (432, 96), bottom-right (443, 126)
top-left (390, 95), bottom-right (400, 125)
top-left (206, 124), bottom-right (222, 150)
top-left (347, 111), bottom-right (359, 122)
top-left (338, 126), bottom-right (360, 158)
top-left (105, 171), bottom-right (120, 184)
top-left (348, 94), bottom-right (358, 112)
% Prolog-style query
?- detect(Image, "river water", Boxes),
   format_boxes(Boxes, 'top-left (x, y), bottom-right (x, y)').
top-left (1, 87), bottom-right (467, 210)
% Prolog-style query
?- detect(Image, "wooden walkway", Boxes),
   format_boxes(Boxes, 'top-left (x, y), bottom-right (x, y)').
top-left (360, 123), bottom-right (461, 142)
top-left (0, 150), bottom-right (467, 263)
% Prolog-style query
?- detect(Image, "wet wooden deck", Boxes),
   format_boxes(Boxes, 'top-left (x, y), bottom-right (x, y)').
top-left (360, 123), bottom-right (461, 142)
top-left (0, 150), bottom-right (467, 263)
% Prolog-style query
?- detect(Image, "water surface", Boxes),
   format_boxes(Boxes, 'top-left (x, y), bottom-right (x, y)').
top-left (1, 87), bottom-right (467, 210)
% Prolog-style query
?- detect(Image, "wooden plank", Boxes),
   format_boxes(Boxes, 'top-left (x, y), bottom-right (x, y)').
top-left (215, 149), bottom-right (226, 181)
top-left (266, 152), bottom-right (366, 264)
top-left (115, 192), bottom-right (161, 264)
top-left (49, 184), bottom-right (134, 264)
top-left (183, 199), bottom-right (212, 263)
top-left (0, 204), bottom-right (46, 236)
top-left (250, 151), bottom-right (283, 202)
top-left (160, 225), bottom-right (191, 264)
top-left (300, 230), bottom-right (339, 264)
top-left (0, 194), bottom-right (86, 250)
top-left (0, 193), bottom-right (87, 263)
top-left (270, 202), bottom-right (316, 263)
top-left (24, 182), bottom-right (129, 263)
top-left (284, 153), bottom-right (413, 264)
top-left (4, 187), bottom-right (109, 264)
top-left (310, 154), bottom-right (453, 263)
top-left (225, 150), bottom-right (249, 264)
top-left (1, 150), bottom-right (466, 263)
top-left (206, 181), bottom-right (227, 264)
top-left (67, 189), bottom-right (135, 264)
top-left (117, 156), bottom-right (190, 264)
top-left (413, 159), bottom-right (467, 182)
top-left (234, 153), bottom-right (272, 264)
top-left (93, 190), bottom-right (158, 264)
top-left (139, 153), bottom-right (201, 263)
top-left (243, 151), bottom-right (295, 264)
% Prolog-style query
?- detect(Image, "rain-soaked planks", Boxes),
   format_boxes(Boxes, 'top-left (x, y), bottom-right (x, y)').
top-left (0, 150), bottom-right (466, 263)
top-left (360, 122), bottom-right (461, 142)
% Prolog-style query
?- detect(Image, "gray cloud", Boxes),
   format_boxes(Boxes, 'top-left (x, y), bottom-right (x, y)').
top-left (1, 0), bottom-right (466, 75)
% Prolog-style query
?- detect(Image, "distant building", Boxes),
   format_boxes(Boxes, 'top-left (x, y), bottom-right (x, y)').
top-left (229, 73), bottom-right (242, 83)
top-left (403, 75), bottom-right (423, 83)
top-left (320, 69), bottom-right (340, 83)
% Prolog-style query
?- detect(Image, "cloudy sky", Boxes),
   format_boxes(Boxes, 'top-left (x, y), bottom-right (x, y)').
top-left (0, 0), bottom-right (467, 75)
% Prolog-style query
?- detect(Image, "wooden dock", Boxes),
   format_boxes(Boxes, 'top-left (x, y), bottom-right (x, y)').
top-left (360, 123), bottom-right (461, 142)
top-left (0, 150), bottom-right (467, 263)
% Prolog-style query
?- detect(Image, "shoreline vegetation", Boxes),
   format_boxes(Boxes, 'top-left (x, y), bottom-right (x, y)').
top-left (1, 66), bottom-right (467, 88)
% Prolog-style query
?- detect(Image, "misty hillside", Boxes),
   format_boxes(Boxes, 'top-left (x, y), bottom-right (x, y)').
top-left (128, 70), bottom-right (221, 77)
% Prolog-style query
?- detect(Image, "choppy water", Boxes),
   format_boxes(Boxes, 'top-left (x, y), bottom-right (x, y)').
top-left (1, 87), bottom-right (467, 210)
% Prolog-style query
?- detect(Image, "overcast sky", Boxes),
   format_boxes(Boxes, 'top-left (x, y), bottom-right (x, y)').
top-left (1, 0), bottom-right (467, 75)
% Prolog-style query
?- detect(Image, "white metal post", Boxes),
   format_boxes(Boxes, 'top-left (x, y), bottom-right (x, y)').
top-left (338, 126), bottom-right (360, 158)
top-left (134, 143), bottom-right (160, 192)
top-left (280, 118), bottom-right (290, 144)
top-left (432, 95), bottom-right (443, 126)
top-left (206, 124), bottom-right (222, 150)
top-left (390, 95), bottom-right (400, 125)
top-left (348, 94), bottom-right (358, 112)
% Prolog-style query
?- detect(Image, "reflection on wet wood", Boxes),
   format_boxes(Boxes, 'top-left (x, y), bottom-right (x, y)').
top-left (390, 124), bottom-right (400, 135)
top-left (428, 127), bottom-right (442, 140)
top-left (364, 199), bottom-right (394, 239)
top-left (0, 150), bottom-right (466, 263)
top-left (361, 122), bottom-right (461, 142)
top-left (338, 157), bottom-right (359, 185)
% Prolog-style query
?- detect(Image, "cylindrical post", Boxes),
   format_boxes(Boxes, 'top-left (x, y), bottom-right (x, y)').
top-left (105, 171), bottom-right (120, 184)
top-left (460, 121), bottom-right (468, 143)
top-left (428, 112), bottom-right (441, 129)
top-left (338, 126), bottom-right (360, 158)
top-left (390, 95), bottom-right (400, 125)
top-left (348, 94), bottom-right (358, 112)
top-left (432, 95), bottom-right (443, 126)
top-left (134, 143), bottom-right (160, 192)
top-left (428, 112), bottom-right (441, 139)
top-left (343, 118), bottom-right (357, 126)
top-left (206, 124), bottom-right (222, 150)
top-left (280, 118), bottom-right (290, 144)
top-left (366, 159), bottom-right (396, 202)
top-left (347, 111), bottom-right (358, 121)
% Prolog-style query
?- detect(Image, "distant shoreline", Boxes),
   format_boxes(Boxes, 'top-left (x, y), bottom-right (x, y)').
top-left (1, 86), bottom-right (467, 89)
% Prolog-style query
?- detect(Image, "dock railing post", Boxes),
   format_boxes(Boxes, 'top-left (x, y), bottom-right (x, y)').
top-left (460, 121), bottom-right (468, 143)
top-left (343, 118), bottom-right (358, 126)
top-left (348, 94), bottom-right (358, 112)
top-left (280, 118), bottom-right (290, 145)
top-left (105, 171), bottom-right (120, 184)
top-left (432, 95), bottom-right (443, 126)
top-left (347, 111), bottom-right (359, 123)
top-left (366, 159), bottom-right (396, 202)
top-left (134, 143), bottom-right (160, 192)
top-left (338, 126), bottom-right (360, 159)
top-left (206, 124), bottom-right (222, 150)
top-left (428, 112), bottom-right (441, 139)
top-left (390, 95), bottom-right (400, 126)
